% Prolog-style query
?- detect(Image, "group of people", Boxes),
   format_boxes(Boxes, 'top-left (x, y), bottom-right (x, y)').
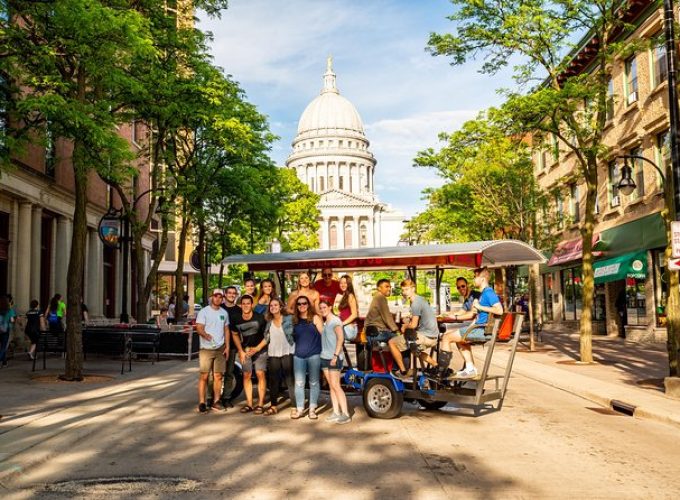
top-left (195, 266), bottom-right (502, 419)
top-left (195, 270), bottom-right (356, 424)
top-left (0, 293), bottom-right (77, 366)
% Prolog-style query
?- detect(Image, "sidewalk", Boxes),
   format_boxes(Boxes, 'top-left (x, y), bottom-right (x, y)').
top-left (493, 325), bottom-right (680, 429)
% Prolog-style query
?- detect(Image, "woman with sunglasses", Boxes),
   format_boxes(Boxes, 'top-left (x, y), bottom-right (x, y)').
top-left (337, 274), bottom-right (358, 342)
top-left (254, 278), bottom-right (276, 315)
top-left (318, 300), bottom-right (351, 424)
top-left (291, 296), bottom-right (323, 419)
top-left (263, 298), bottom-right (295, 415)
top-left (286, 272), bottom-right (320, 313)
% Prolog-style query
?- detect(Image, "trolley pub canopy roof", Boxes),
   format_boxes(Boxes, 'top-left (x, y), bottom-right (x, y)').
top-left (221, 241), bottom-right (545, 272)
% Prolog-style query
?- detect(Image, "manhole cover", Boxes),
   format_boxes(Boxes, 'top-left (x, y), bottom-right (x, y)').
top-left (41, 477), bottom-right (200, 495)
top-left (31, 374), bottom-right (116, 384)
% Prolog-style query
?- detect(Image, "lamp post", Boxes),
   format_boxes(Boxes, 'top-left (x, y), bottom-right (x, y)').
top-left (616, 155), bottom-right (666, 195)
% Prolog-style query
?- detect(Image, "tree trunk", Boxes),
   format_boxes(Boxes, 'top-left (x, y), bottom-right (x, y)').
top-left (579, 159), bottom-right (598, 363)
top-left (528, 263), bottom-right (538, 351)
top-left (142, 223), bottom-right (169, 317)
top-left (175, 202), bottom-right (190, 322)
top-left (134, 231), bottom-right (147, 323)
top-left (64, 140), bottom-right (87, 380)
top-left (198, 219), bottom-right (208, 306)
top-left (662, 170), bottom-right (680, 376)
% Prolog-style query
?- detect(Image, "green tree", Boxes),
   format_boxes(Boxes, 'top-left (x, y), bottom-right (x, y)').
top-left (3, 0), bottom-right (156, 379)
top-left (429, 0), bottom-right (649, 364)
top-left (270, 167), bottom-right (320, 252)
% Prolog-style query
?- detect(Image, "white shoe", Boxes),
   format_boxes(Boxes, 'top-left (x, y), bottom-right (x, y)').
top-left (325, 412), bottom-right (341, 422)
top-left (454, 366), bottom-right (478, 379)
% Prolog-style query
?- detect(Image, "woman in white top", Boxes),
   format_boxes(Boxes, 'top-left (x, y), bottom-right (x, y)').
top-left (263, 298), bottom-right (295, 415)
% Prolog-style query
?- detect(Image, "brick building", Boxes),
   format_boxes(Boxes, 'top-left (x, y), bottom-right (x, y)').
top-left (535, 1), bottom-right (673, 342)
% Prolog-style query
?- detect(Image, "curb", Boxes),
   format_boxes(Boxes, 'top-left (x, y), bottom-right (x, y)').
top-left (492, 351), bottom-right (680, 430)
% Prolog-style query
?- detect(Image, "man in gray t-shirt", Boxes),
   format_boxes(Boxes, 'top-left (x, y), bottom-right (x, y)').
top-left (388, 279), bottom-right (439, 380)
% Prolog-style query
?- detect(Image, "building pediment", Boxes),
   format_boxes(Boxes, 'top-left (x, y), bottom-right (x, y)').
top-left (319, 189), bottom-right (377, 208)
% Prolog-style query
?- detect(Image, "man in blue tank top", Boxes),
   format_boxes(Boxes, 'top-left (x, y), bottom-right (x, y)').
top-left (438, 267), bottom-right (503, 379)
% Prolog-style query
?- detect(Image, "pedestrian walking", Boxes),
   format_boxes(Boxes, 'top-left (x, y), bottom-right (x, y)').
top-left (24, 299), bottom-right (43, 360)
top-left (291, 296), bottom-right (323, 420)
top-left (45, 294), bottom-right (64, 334)
top-left (196, 289), bottom-right (230, 414)
top-left (318, 300), bottom-right (351, 424)
top-left (263, 298), bottom-right (296, 415)
top-left (0, 294), bottom-right (14, 367)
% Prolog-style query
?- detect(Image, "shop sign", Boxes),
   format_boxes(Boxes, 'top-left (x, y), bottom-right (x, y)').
top-left (669, 258), bottom-right (680, 271)
top-left (672, 221), bottom-right (680, 258)
top-left (98, 208), bottom-right (122, 249)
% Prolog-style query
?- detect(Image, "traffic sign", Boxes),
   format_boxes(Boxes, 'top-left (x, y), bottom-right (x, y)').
top-left (672, 221), bottom-right (680, 258)
top-left (669, 258), bottom-right (680, 271)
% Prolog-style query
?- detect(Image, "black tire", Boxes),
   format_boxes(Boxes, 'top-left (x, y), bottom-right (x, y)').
top-left (417, 399), bottom-right (447, 411)
top-left (228, 364), bottom-right (244, 401)
top-left (363, 378), bottom-right (403, 419)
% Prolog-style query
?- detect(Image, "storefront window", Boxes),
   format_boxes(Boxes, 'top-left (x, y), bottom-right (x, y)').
top-left (542, 273), bottom-right (554, 321)
top-left (594, 284), bottom-right (606, 321)
top-left (653, 249), bottom-right (667, 327)
top-left (561, 267), bottom-right (583, 321)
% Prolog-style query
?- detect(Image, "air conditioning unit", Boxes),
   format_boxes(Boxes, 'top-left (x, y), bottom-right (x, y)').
top-left (611, 195), bottom-right (621, 207)
top-left (627, 91), bottom-right (638, 104)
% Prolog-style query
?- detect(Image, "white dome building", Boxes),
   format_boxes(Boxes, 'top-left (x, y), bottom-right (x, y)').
top-left (286, 58), bottom-right (404, 250)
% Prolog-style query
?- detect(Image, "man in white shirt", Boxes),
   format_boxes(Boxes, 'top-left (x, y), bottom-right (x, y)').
top-left (196, 289), bottom-right (231, 414)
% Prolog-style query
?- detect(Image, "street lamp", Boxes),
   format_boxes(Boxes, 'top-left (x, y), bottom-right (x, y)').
top-left (616, 154), bottom-right (666, 196)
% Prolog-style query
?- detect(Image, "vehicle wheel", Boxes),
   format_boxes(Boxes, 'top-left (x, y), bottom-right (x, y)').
top-left (417, 399), bottom-right (447, 411)
top-left (229, 364), bottom-right (244, 401)
top-left (363, 378), bottom-right (403, 419)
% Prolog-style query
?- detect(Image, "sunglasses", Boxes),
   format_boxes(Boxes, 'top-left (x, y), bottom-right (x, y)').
top-left (456, 285), bottom-right (467, 290)
top-left (297, 302), bottom-right (309, 306)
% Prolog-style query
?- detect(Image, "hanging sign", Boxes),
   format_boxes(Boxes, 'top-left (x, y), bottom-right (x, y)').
top-left (672, 221), bottom-right (680, 258)
top-left (98, 208), bottom-right (122, 249)
top-left (190, 249), bottom-right (201, 271)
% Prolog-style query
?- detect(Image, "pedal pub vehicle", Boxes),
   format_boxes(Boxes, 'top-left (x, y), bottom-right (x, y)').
top-left (222, 240), bottom-right (545, 419)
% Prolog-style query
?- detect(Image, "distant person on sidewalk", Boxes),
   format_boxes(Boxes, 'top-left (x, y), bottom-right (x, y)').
top-left (0, 294), bottom-right (14, 367)
top-left (196, 289), bottom-right (230, 414)
top-left (439, 267), bottom-right (503, 379)
top-left (24, 299), bottom-right (43, 360)
top-left (45, 294), bottom-right (64, 334)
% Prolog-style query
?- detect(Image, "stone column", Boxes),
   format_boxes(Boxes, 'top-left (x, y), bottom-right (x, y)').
top-left (336, 216), bottom-right (345, 250)
top-left (9, 200), bottom-right (18, 301)
top-left (87, 229), bottom-right (103, 317)
top-left (15, 202), bottom-right (33, 312)
top-left (30, 206), bottom-right (42, 301)
top-left (321, 216), bottom-right (330, 250)
top-left (368, 165), bottom-right (373, 193)
top-left (366, 214), bottom-right (374, 247)
top-left (54, 216), bottom-right (72, 297)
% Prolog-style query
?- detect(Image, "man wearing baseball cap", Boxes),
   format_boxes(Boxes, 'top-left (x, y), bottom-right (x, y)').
top-left (196, 289), bottom-right (231, 414)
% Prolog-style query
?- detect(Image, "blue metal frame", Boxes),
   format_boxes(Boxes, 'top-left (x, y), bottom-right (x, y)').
top-left (343, 368), bottom-right (406, 392)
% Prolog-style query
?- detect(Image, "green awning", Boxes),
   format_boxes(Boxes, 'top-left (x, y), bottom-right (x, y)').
top-left (593, 251), bottom-right (647, 284)
top-left (597, 212), bottom-right (666, 257)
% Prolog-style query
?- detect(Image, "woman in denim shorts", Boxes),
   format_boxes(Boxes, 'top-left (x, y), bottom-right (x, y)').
top-left (318, 301), bottom-right (351, 424)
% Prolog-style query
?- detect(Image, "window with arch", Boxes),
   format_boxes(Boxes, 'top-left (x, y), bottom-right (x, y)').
top-left (329, 224), bottom-right (338, 249)
top-left (344, 223), bottom-right (352, 248)
top-left (359, 224), bottom-right (367, 247)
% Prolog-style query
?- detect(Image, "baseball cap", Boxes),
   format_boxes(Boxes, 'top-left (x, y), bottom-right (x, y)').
top-left (212, 288), bottom-right (224, 296)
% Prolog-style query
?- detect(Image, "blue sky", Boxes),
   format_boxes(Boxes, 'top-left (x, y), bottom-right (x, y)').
top-left (199, 0), bottom-right (514, 216)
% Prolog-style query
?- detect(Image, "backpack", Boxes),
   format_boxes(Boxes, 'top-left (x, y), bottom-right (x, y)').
top-left (47, 310), bottom-right (60, 325)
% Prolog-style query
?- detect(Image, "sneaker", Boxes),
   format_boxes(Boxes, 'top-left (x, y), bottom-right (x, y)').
top-left (206, 398), bottom-right (214, 408)
top-left (211, 401), bottom-right (227, 412)
top-left (325, 412), bottom-right (341, 423)
top-left (454, 366), bottom-right (478, 379)
top-left (394, 369), bottom-right (414, 381)
top-left (335, 414), bottom-right (352, 425)
top-left (28, 352), bottom-right (35, 360)
top-left (198, 403), bottom-right (208, 414)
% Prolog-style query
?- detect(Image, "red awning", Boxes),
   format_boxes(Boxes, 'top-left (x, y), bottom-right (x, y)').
top-left (548, 234), bottom-right (602, 267)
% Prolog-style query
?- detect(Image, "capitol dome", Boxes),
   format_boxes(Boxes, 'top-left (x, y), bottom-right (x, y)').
top-left (294, 58), bottom-right (366, 140)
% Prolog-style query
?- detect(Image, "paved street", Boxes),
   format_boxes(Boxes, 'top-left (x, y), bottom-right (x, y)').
top-left (2, 357), bottom-right (679, 499)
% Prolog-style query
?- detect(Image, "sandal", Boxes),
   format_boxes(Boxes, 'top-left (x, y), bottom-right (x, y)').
top-left (264, 406), bottom-right (278, 416)
top-left (254, 406), bottom-right (264, 415)
top-left (240, 405), bottom-right (254, 414)
top-left (290, 409), bottom-right (302, 419)
top-left (308, 408), bottom-right (318, 420)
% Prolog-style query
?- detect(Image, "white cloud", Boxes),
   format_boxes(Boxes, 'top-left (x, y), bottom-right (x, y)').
top-left (199, 0), bottom-right (515, 215)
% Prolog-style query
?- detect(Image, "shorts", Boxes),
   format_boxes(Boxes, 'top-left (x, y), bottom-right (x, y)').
top-left (392, 332), bottom-right (438, 352)
top-left (199, 345), bottom-right (226, 373)
top-left (367, 330), bottom-right (396, 343)
top-left (343, 323), bottom-right (358, 342)
top-left (320, 356), bottom-right (344, 371)
top-left (463, 326), bottom-right (491, 342)
top-left (242, 351), bottom-right (268, 373)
